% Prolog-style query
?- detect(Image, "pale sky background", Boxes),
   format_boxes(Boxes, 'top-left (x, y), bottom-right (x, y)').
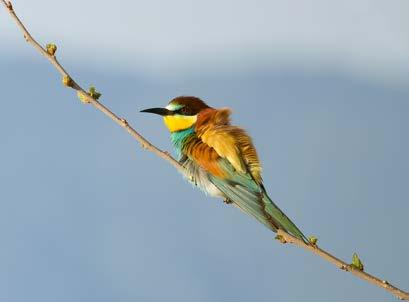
top-left (2, 0), bottom-right (409, 82)
top-left (1, 1), bottom-right (408, 302)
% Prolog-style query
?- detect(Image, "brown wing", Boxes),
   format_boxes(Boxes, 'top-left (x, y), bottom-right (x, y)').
top-left (194, 108), bottom-right (263, 183)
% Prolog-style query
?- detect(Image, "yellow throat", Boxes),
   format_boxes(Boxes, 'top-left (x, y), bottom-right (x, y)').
top-left (163, 115), bottom-right (197, 132)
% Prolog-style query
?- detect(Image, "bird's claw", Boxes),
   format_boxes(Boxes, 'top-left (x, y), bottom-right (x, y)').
top-left (223, 198), bottom-right (233, 205)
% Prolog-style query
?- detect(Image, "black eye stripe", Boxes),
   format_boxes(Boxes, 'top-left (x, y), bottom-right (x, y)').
top-left (174, 107), bottom-right (194, 116)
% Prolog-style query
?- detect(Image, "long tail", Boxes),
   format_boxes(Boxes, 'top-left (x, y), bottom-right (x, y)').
top-left (209, 175), bottom-right (308, 242)
top-left (262, 191), bottom-right (308, 242)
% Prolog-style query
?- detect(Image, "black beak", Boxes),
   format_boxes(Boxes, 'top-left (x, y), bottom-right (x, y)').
top-left (140, 107), bottom-right (172, 116)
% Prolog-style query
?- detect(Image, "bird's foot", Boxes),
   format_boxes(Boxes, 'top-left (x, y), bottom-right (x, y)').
top-left (223, 198), bottom-right (233, 205)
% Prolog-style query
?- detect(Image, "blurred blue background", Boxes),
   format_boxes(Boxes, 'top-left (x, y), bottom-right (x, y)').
top-left (1, 1), bottom-right (408, 301)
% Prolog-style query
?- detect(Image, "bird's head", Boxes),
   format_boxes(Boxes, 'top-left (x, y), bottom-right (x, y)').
top-left (141, 96), bottom-right (211, 132)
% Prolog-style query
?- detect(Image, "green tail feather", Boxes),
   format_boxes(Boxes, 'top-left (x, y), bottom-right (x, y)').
top-left (262, 192), bottom-right (308, 242)
top-left (209, 171), bottom-right (307, 242)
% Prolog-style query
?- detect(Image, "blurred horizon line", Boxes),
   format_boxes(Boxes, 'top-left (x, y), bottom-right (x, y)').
top-left (2, 49), bottom-right (408, 92)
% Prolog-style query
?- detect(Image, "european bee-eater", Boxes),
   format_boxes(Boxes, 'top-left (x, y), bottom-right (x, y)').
top-left (141, 96), bottom-right (307, 241)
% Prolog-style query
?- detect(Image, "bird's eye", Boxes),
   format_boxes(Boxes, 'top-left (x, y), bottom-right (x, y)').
top-left (180, 107), bottom-right (192, 115)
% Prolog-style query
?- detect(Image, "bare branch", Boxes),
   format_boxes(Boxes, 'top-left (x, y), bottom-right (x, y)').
top-left (2, 1), bottom-right (408, 300)
top-left (277, 230), bottom-right (408, 300)
top-left (0, 0), bottom-right (182, 174)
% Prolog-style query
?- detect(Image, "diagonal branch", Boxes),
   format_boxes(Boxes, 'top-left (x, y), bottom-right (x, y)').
top-left (2, 1), bottom-right (408, 300)
top-left (0, 0), bottom-right (182, 174)
top-left (277, 230), bottom-right (408, 300)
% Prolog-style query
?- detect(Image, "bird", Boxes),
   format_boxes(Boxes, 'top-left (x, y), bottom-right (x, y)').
top-left (141, 96), bottom-right (307, 242)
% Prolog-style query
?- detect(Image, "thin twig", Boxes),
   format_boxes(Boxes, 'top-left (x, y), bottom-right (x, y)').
top-left (277, 230), bottom-right (408, 300)
top-left (2, 1), bottom-right (408, 300)
top-left (0, 0), bottom-right (182, 174)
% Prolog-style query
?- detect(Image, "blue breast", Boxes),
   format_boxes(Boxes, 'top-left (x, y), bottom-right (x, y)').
top-left (170, 127), bottom-right (195, 159)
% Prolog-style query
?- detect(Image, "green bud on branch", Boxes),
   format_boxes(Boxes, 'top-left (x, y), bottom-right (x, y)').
top-left (77, 91), bottom-right (90, 104)
top-left (351, 253), bottom-right (364, 271)
top-left (46, 43), bottom-right (57, 56)
top-left (308, 236), bottom-right (318, 246)
top-left (88, 86), bottom-right (101, 100)
top-left (62, 75), bottom-right (73, 87)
